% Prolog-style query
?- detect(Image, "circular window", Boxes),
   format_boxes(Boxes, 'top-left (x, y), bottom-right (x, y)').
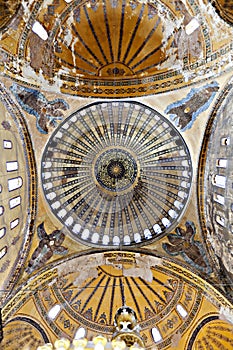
top-left (41, 102), bottom-right (192, 247)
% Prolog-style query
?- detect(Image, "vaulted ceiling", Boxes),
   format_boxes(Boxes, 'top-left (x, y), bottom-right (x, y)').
top-left (0, 1), bottom-right (233, 349)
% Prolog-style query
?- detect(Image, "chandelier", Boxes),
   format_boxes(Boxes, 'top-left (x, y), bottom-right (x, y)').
top-left (37, 306), bottom-right (147, 350)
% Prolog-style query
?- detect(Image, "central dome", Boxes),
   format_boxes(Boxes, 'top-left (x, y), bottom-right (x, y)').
top-left (41, 101), bottom-right (192, 247)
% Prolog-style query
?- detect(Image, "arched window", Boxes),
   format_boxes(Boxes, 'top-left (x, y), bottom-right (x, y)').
top-left (212, 175), bottom-right (226, 188)
top-left (216, 159), bottom-right (227, 168)
top-left (10, 218), bottom-right (19, 229)
top-left (215, 214), bottom-right (225, 227)
top-left (176, 304), bottom-right (188, 318)
top-left (6, 161), bottom-right (18, 172)
top-left (151, 327), bottom-right (162, 343)
top-left (221, 137), bottom-right (230, 146)
top-left (0, 206), bottom-right (4, 216)
top-left (9, 196), bottom-right (21, 209)
top-left (213, 193), bottom-right (225, 205)
top-left (48, 304), bottom-right (61, 320)
top-left (0, 246), bottom-right (7, 259)
top-left (3, 140), bottom-right (12, 149)
top-left (0, 227), bottom-right (6, 239)
top-left (8, 177), bottom-right (23, 191)
top-left (74, 327), bottom-right (86, 340)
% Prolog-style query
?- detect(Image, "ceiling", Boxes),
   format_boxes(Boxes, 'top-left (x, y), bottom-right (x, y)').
top-left (0, 0), bottom-right (233, 349)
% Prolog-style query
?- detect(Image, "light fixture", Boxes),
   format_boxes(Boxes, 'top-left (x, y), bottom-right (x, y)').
top-left (112, 306), bottom-right (145, 348)
top-left (37, 337), bottom-right (144, 350)
top-left (37, 306), bottom-right (148, 350)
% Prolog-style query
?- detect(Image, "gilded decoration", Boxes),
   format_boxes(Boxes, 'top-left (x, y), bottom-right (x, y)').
top-left (187, 317), bottom-right (233, 349)
top-left (0, 0), bottom-right (232, 97)
top-left (0, 1), bottom-right (233, 349)
top-left (1, 317), bottom-right (49, 349)
top-left (2, 251), bottom-right (233, 350)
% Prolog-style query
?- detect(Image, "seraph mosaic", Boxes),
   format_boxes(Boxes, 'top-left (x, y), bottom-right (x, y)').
top-left (165, 82), bottom-right (219, 131)
top-left (162, 221), bottom-right (212, 274)
top-left (26, 222), bottom-right (68, 274)
top-left (10, 83), bottom-right (69, 134)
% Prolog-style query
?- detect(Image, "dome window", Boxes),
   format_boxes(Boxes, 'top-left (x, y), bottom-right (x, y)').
top-left (176, 304), bottom-right (188, 318)
top-left (10, 218), bottom-right (19, 229)
top-left (221, 137), bottom-right (230, 146)
top-left (3, 140), bottom-right (12, 149)
top-left (74, 327), bottom-right (86, 340)
top-left (8, 176), bottom-right (23, 191)
top-left (216, 159), bottom-right (227, 168)
top-left (213, 193), bottom-right (225, 205)
top-left (185, 18), bottom-right (200, 35)
top-left (48, 304), bottom-right (61, 320)
top-left (212, 175), bottom-right (226, 188)
top-left (32, 21), bottom-right (48, 41)
top-left (151, 327), bottom-right (162, 343)
top-left (0, 227), bottom-right (6, 239)
top-left (215, 214), bottom-right (225, 227)
top-left (0, 246), bottom-right (7, 259)
top-left (9, 196), bottom-right (21, 209)
top-left (6, 161), bottom-right (18, 172)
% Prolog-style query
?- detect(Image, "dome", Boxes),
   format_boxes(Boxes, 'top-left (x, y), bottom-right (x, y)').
top-left (0, 83), bottom-right (36, 297)
top-left (1, 1), bottom-right (233, 349)
top-left (41, 101), bottom-right (192, 247)
top-left (203, 77), bottom-right (233, 284)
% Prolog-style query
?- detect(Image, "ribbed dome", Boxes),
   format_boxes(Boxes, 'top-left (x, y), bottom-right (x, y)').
top-left (41, 101), bottom-right (192, 247)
